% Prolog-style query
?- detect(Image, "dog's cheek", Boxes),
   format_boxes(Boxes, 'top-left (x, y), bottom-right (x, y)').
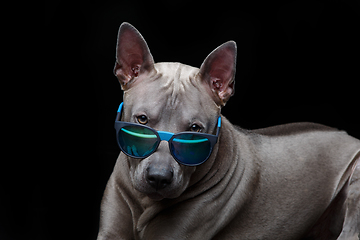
top-left (182, 166), bottom-right (197, 186)
top-left (172, 165), bottom-right (197, 196)
top-left (128, 159), bottom-right (148, 191)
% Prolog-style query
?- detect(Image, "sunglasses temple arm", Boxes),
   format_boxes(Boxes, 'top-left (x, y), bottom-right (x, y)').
top-left (115, 112), bottom-right (121, 122)
top-left (115, 102), bottom-right (124, 122)
top-left (216, 116), bottom-right (221, 137)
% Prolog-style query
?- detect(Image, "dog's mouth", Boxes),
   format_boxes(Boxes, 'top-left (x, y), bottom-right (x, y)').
top-left (146, 192), bottom-right (165, 201)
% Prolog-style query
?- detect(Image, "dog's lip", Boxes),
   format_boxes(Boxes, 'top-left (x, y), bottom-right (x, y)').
top-left (147, 192), bottom-right (164, 201)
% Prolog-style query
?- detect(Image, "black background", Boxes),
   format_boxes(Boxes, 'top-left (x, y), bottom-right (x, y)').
top-left (3, 1), bottom-right (359, 239)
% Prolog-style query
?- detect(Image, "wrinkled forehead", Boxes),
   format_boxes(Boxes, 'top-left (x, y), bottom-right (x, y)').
top-left (123, 62), bottom-right (219, 124)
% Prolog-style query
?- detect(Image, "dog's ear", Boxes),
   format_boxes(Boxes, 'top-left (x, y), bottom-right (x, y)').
top-left (198, 41), bottom-right (237, 107)
top-left (114, 22), bottom-right (155, 90)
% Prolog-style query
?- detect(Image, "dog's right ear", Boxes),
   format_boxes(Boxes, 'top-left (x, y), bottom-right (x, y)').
top-left (114, 22), bottom-right (155, 90)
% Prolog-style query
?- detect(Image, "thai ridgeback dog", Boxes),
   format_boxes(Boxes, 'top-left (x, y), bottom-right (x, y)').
top-left (97, 22), bottom-right (360, 240)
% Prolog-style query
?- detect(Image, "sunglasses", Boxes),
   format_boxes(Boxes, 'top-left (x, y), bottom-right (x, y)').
top-left (114, 102), bottom-right (221, 166)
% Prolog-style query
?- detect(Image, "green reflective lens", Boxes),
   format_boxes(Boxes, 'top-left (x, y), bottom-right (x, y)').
top-left (171, 134), bottom-right (211, 165)
top-left (118, 126), bottom-right (158, 157)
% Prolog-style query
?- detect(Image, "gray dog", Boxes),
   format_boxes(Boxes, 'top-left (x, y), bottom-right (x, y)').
top-left (97, 22), bottom-right (360, 240)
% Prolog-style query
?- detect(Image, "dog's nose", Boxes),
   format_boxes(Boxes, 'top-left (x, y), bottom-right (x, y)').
top-left (146, 167), bottom-right (173, 190)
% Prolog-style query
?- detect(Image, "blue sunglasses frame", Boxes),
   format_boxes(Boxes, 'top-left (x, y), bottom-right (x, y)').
top-left (114, 102), bottom-right (221, 166)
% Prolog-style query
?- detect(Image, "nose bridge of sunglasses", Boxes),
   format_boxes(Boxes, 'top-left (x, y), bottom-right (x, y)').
top-left (158, 131), bottom-right (174, 142)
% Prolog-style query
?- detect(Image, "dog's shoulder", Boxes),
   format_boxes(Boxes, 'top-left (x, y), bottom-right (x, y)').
top-left (247, 122), bottom-right (338, 137)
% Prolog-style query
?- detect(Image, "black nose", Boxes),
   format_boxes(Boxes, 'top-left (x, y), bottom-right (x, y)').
top-left (146, 167), bottom-right (173, 190)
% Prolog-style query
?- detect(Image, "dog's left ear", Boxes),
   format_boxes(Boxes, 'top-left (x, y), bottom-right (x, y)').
top-left (198, 41), bottom-right (237, 107)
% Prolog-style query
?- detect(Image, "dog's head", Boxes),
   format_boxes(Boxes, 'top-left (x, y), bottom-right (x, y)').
top-left (113, 22), bottom-right (237, 200)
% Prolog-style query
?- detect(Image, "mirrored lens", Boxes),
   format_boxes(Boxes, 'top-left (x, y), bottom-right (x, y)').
top-left (118, 125), bottom-right (158, 157)
top-left (170, 134), bottom-right (211, 165)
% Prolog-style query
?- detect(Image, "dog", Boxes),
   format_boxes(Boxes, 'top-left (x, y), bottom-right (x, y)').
top-left (97, 22), bottom-right (360, 240)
